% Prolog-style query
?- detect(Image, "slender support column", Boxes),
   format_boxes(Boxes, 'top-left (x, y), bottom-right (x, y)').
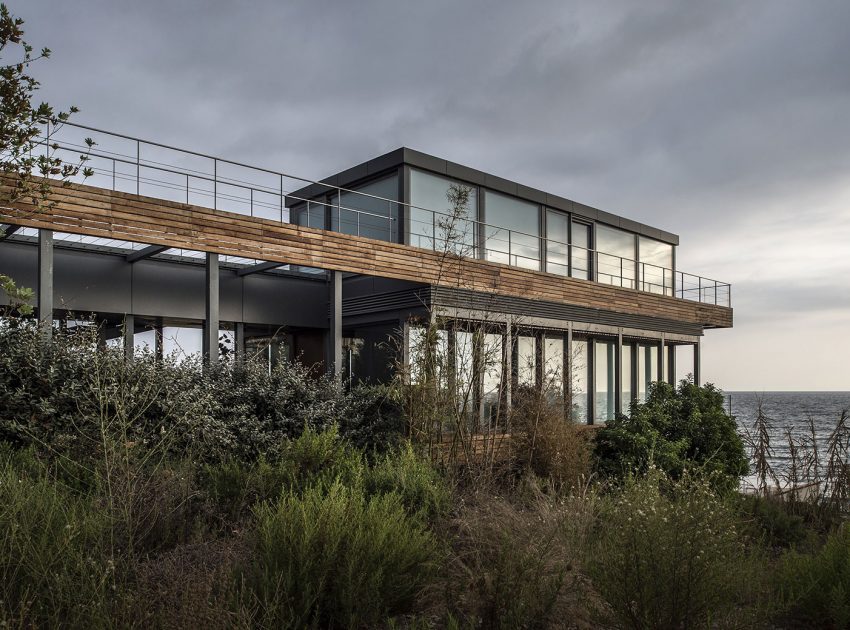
top-left (154, 321), bottom-right (164, 362)
top-left (615, 332), bottom-right (623, 416)
top-left (669, 345), bottom-right (677, 384)
top-left (693, 338), bottom-right (701, 386)
top-left (565, 322), bottom-right (573, 419)
top-left (659, 334), bottom-right (666, 382)
top-left (504, 316), bottom-right (513, 414)
top-left (234, 322), bottom-right (245, 361)
top-left (203, 253), bottom-right (220, 364)
top-left (37, 229), bottom-right (53, 340)
top-left (123, 314), bottom-right (135, 359)
top-left (326, 270), bottom-right (342, 378)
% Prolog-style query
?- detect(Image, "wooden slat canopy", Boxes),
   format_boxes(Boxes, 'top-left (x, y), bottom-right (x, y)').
top-left (0, 177), bottom-right (732, 328)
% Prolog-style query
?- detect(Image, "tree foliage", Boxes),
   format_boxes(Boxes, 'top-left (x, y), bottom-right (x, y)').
top-left (593, 379), bottom-right (749, 492)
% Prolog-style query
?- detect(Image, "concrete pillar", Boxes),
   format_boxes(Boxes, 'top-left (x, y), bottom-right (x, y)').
top-left (693, 339), bottom-right (701, 386)
top-left (504, 316), bottom-right (513, 413)
top-left (614, 332), bottom-right (623, 416)
top-left (326, 270), bottom-right (342, 378)
top-left (203, 253), bottom-right (220, 364)
top-left (37, 229), bottom-right (53, 340)
top-left (123, 314), bottom-right (135, 359)
top-left (234, 322), bottom-right (245, 361)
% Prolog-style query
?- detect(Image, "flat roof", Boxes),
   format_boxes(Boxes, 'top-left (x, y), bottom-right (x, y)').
top-left (286, 147), bottom-right (679, 246)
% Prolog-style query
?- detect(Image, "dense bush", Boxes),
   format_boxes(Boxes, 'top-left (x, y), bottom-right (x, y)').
top-left (586, 468), bottom-right (765, 629)
top-left (593, 380), bottom-right (749, 492)
top-left (0, 319), bottom-right (404, 463)
top-left (247, 481), bottom-right (438, 628)
top-left (779, 524), bottom-right (850, 628)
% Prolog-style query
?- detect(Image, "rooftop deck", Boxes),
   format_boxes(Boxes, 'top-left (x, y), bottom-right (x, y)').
top-left (0, 122), bottom-right (732, 329)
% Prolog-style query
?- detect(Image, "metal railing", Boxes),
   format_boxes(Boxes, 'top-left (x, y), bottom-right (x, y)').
top-left (37, 121), bottom-right (731, 307)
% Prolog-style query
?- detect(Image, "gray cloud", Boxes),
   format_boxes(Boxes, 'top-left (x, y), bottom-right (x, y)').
top-left (13, 0), bottom-right (850, 389)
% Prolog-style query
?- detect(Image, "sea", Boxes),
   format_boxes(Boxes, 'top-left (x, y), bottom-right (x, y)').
top-left (726, 391), bottom-right (850, 491)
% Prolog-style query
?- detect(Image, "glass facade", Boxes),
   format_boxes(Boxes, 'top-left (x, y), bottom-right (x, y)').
top-left (639, 236), bottom-right (674, 296)
top-left (409, 168), bottom-right (477, 255)
top-left (571, 221), bottom-right (592, 280)
top-left (482, 332), bottom-right (504, 425)
top-left (621, 343), bottom-right (632, 414)
top-left (484, 191), bottom-right (540, 270)
top-left (331, 174), bottom-right (399, 242)
top-left (543, 335), bottom-right (564, 398)
top-left (516, 334), bottom-right (537, 387)
top-left (594, 340), bottom-right (616, 423)
top-left (545, 210), bottom-right (569, 276)
top-left (571, 338), bottom-right (590, 422)
top-left (596, 225), bottom-right (636, 289)
top-left (636, 343), bottom-right (660, 403)
top-left (290, 200), bottom-right (327, 230)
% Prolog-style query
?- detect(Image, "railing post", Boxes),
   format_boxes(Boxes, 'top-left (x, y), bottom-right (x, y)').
top-left (250, 188), bottom-right (254, 217)
top-left (213, 158), bottom-right (217, 210)
top-left (136, 140), bottom-right (140, 196)
top-left (432, 211), bottom-right (436, 250)
top-left (698, 276), bottom-right (702, 303)
top-left (186, 174), bottom-right (189, 204)
top-left (112, 159), bottom-right (116, 191)
top-left (280, 174), bottom-right (284, 223)
top-left (508, 231), bottom-right (512, 266)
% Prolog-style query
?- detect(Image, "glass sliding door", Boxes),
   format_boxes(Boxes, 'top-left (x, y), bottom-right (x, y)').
top-left (545, 210), bottom-right (569, 276)
top-left (570, 220), bottom-right (591, 280)
top-left (543, 335), bottom-right (564, 403)
top-left (571, 338), bottom-right (590, 423)
top-left (639, 236), bottom-right (674, 296)
top-left (409, 169), bottom-right (477, 255)
top-left (636, 343), bottom-right (660, 403)
top-left (594, 339), bottom-right (616, 423)
top-left (596, 225), bottom-right (636, 288)
top-left (484, 191), bottom-right (541, 270)
top-left (481, 332), bottom-right (504, 429)
top-left (516, 335), bottom-right (537, 388)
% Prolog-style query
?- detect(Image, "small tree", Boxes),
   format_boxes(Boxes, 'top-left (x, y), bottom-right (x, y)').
top-left (0, 3), bottom-right (94, 312)
top-left (593, 379), bottom-right (749, 492)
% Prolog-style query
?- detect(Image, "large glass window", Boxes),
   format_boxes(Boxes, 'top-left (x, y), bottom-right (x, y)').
top-left (636, 343), bottom-right (660, 403)
top-left (639, 236), bottom-right (674, 296)
top-left (545, 210), bottom-right (568, 276)
top-left (571, 221), bottom-right (591, 280)
top-left (331, 174), bottom-right (399, 242)
top-left (290, 200), bottom-right (327, 230)
top-left (596, 225), bottom-right (636, 289)
top-left (482, 332), bottom-right (504, 429)
top-left (571, 338), bottom-right (590, 423)
top-left (594, 339), bottom-right (616, 423)
top-left (543, 335), bottom-right (564, 399)
top-left (455, 330), bottom-right (475, 413)
top-left (621, 343), bottom-right (632, 414)
top-left (516, 335), bottom-right (537, 388)
top-left (484, 191), bottom-right (540, 270)
top-left (409, 169), bottom-right (477, 255)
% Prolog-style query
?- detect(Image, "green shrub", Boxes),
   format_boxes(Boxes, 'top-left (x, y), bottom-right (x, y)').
top-left (593, 380), bottom-right (749, 492)
top-left (0, 450), bottom-right (113, 627)
top-left (737, 494), bottom-right (814, 550)
top-left (587, 469), bottom-right (764, 629)
top-left (365, 442), bottom-right (451, 522)
top-left (246, 481), bottom-right (438, 628)
top-left (779, 524), bottom-right (850, 628)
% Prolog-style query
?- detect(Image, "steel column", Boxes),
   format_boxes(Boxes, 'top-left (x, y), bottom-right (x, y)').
top-left (327, 270), bottom-right (343, 378)
top-left (37, 229), bottom-right (53, 340)
top-left (693, 338), bottom-right (701, 386)
top-left (123, 314), bottom-right (135, 359)
top-left (203, 253), bottom-right (220, 364)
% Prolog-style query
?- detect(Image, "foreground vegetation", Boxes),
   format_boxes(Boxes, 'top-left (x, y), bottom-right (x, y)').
top-left (0, 320), bottom-right (848, 629)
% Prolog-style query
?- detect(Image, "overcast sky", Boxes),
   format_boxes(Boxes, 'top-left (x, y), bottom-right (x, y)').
top-left (17, 1), bottom-right (850, 391)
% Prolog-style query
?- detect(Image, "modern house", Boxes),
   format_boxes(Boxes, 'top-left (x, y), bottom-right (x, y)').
top-left (0, 124), bottom-right (731, 425)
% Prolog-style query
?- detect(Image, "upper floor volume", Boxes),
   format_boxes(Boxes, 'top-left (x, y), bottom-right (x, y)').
top-left (286, 147), bottom-right (730, 312)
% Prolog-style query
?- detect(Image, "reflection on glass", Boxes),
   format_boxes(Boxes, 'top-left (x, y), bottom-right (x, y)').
top-left (595, 340), bottom-right (616, 423)
top-left (484, 191), bottom-right (540, 270)
top-left (331, 174), bottom-right (399, 242)
top-left (455, 330), bottom-right (475, 413)
top-left (596, 225), bottom-right (636, 289)
top-left (409, 169), bottom-right (477, 255)
top-left (639, 236), bottom-right (674, 296)
top-left (517, 335), bottom-right (536, 387)
top-left (621, 343), bottom-right (632, 414)
top-left (571, 338), bottom-right (589, 423)
top-left (544, 336), bottom-right (564, 399)
top-left (636, 343), bottom-right (660, 402)
top-left (546, 210), bottom-right (568, 276)
top-left (482, 333), bottom-right (504, 429)
top-left (571, 221), bottom-right (591, 280)
top-left (291, 200), bottom-right (327, 230)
